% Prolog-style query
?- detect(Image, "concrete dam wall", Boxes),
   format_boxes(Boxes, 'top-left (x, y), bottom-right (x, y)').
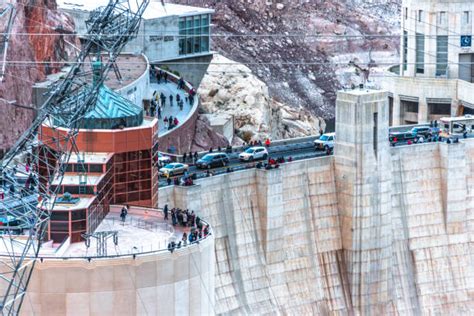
top-left (158, 90), bottom-right (473, 315)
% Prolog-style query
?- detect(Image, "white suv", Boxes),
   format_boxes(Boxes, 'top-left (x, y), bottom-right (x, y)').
top-left (239, 146), bottom-right (268, 161)
top-left (314, 133), bottom-right (335, 151)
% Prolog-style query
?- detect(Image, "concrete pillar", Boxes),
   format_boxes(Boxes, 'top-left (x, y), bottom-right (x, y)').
top-left (393, 94), bottom-right (402, 126)
top-left (418, 98), bottom-right (428, 123)
top-left (255, 168), bottom-right (284, 259)
top-left (439, 142), bottom-right (468, 234)
top-left (334, 88), bottom-right (394, 314)
top-left (451, 99), bottom-right (461, 116)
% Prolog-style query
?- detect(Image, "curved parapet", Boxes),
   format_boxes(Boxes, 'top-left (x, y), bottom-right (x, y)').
top-left (12, 205), bottom-right (215, 315)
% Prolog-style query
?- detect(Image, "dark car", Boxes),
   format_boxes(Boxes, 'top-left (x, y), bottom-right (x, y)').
top-left (389, 131), bottom-right (416, 146)
top-left (410, 126), bottom-right (432, 138)
top-left (196, 153), bottom-right (229, 169)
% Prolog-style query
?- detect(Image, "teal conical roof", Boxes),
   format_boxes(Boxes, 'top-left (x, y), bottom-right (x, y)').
top-left (78, 84), bottom-right (144, 129)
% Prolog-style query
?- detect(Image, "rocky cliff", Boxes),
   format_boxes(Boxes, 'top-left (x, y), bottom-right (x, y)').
top-left (0, 0), bottom-right (76, 152)
top-left (199, 54), bottom-right (324, 142)
top-left (171, 0), bottom-right (400, 121)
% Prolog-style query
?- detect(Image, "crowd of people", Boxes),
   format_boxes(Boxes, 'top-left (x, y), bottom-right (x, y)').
top-left (149, 67), bottom-right (197, 132)
top-left (163, 204), bottom-right (210, 253)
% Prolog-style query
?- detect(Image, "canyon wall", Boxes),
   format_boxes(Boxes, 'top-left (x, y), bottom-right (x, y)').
top-left (0, 0), bottom-right (76, 152)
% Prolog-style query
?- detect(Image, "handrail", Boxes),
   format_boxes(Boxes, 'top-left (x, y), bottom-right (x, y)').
top-left (13, 205), bottom-right (213, 261)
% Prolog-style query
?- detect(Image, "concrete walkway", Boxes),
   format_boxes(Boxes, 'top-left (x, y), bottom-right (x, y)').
top-left (148, 82), bottom-right (194, 136)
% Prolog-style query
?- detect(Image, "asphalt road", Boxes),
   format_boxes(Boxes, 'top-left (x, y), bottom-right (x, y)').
top-left (159, 123), bottom-right (474, 187)
top-left (159, 141), bottom-right (329, 186)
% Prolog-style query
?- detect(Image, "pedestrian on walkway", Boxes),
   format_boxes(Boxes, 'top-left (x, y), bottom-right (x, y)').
top-left (163, 116), bottom-right (168, 129)
top-left (160, 92), bottom-right (166, 106)
top-left (169, 94), bottom-right (173, 107)
top-left (174, 117), bottom-right (179, 126)
top-left (120, 205), bottom-right (128, 223)
top-left (164, 204), bottom-right (169, 220)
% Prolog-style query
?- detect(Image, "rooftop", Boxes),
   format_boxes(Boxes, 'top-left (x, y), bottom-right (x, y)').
top-left (47, 196), bottom-right (96, 211)
top-left (57, 1), bottom-right (214, 19)
top-left (34, 54), bottom-right (147, 91)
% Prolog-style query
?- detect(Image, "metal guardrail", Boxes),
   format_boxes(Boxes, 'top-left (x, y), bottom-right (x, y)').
top-left (26, 206), bottom-right (213, 261)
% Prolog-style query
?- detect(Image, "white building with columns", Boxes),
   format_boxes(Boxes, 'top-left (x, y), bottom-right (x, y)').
top-left (381, 0), bottom-right (474, 126)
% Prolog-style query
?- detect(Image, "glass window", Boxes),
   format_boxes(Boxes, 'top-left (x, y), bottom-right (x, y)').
top-left (50, 221), bottom-right (69, 232)
top-left (403, 31), bottom-right (408, 71)
top-left (89, 164), bottom-right (103, 173)
top-left (464, 11), bottom-right (470, 24)
top-left (416, 33), bottom-right (425, 74)
top-left (202, 14), bottom-right (209, 26)
top-left (436, 35), bottom-right (448, 76)
top-left (51, 211), bottom-right (69, 221)
top-left (438, 12), bottom-right (447, 25)
top-left (194, 16), bottom-right (201, 28)
top-left (179, 14), bottom-right (211, 55)
top-left (71, 209), bottom-right (87, 220)
top-left (418, 10), bottom-right (423, 22)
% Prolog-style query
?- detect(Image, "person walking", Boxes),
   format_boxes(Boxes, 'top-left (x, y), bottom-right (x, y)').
top-left (164, 204), bottom-right (169, 220)
top-left (160, 92), bottom-right (166, 107)
top-left (120, 206), bottom-right (127, 223)
top-left (169, 94), bottom-right (173, 107)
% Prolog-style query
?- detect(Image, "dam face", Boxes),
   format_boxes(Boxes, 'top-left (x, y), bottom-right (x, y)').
top-left (159, 89), bottom-right (474, 315)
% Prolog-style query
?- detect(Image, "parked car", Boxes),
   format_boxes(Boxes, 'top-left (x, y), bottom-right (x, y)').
top-left (389, 131), bottom-right (416, 146)
top-left (158, 152), bottom-right (171, 167)
top-left (159, 163), bottom-right (188, 177)
top-left (314, 133), bottom-right (335, 151)
top-left (410, 126), bottom-right (432, 138)
top-left (196, 153), bottom-right (229, 169)
top-left (239, 146), bottom-right (268, 161)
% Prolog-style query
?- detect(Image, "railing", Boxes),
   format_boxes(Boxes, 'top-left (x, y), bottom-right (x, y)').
top-left (27, 205), bottom-right (213, 261)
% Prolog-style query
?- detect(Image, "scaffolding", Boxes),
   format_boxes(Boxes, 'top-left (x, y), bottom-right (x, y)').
top-left (0, 1), bottom-right (149, 314)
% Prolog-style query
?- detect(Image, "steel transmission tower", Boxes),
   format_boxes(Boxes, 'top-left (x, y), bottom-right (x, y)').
top-left (0, 0), bottom-right (149, 314)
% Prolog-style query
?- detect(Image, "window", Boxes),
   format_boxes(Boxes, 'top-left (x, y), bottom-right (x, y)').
top-left (438, 11), bottom-right (447, 24)
top-left (179, 14), bottom-right (211, 56)
top-left (418, 10), bottom-right (423, 22)
top-left (373, 113), bottom-right (378, 157)
top-left (463, 11), bottom-right (470, 24)
top-left (404, 7), bottom-right (408, 20)
top-left (416, 33), bottom-right (425, 74)
top-left (403, 31), bottom-right (408, 71)
top-left (436, 35), bottom-right (448, 76)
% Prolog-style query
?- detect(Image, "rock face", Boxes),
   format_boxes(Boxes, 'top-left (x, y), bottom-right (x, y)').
top-left (199, 54), bottom-right (324, 142)
top-left (0, 0), bottom-right (76, 152)
top-left (191, 115), bottom-right (230, 152)
top-left (171, 0), bottom-right (400, 119)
